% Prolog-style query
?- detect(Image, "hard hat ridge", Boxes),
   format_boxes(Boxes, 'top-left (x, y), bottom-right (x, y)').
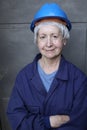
top-left (30, 2), bottom-right (72, 32)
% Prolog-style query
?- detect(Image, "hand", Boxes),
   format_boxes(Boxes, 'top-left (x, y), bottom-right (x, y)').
top-left (50, 115), bottom-right (70, 128)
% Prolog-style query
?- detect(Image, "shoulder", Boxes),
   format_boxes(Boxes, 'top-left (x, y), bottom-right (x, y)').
top-left (64, 58), bottom-right (87, 94)
top-left (64, 58), bottom-right (87, 86)
top-left (67, 60), bottom-right (86, 78)
top-left (16, 53), bottom-right (41, 79)
top-left (16, 62), bottom-right (34, 80)
top-left (60, 55), bottom-right (87, 81)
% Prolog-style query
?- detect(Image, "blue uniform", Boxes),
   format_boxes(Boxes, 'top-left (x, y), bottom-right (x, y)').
top-left (7, 54), bottom-right (87, 130)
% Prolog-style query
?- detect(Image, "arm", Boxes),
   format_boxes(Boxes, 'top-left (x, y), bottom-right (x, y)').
top-left (7, 76), bottom-right (45, 130)
top-left (46, 73), bottom-right (87, 129)
top-left (68, 76), bottom-right (87, 128)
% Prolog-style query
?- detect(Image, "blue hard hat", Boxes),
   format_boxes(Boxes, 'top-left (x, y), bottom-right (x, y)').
top-left (30, 3), bottom-right (72, 32)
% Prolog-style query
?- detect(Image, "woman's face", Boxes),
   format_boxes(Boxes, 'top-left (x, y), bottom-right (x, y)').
top-left (37, 25), bottom-right (66, 59)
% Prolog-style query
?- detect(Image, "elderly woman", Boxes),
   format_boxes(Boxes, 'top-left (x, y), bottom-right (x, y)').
top-left (7, 2), bottom-right (87, 130)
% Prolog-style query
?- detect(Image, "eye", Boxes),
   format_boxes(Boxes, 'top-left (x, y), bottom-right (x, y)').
top-left (52, 35), bottom-right (58, 39)
top-left (53, 35), bottom-right (58, 38)
top-left (39, 35), bottom-right (46, 40)
top-left (40, 36), bottom-right (45, 39)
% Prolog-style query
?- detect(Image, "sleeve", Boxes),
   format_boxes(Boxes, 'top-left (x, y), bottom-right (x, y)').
top-left (6, 73), bottom-right (48, 130)
top-left (68, 74), bottom-right (87, 129)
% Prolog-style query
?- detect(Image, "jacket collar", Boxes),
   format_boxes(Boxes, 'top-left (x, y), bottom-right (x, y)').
top-left (56, 55), bottom-right (69, 81)
top-left (30, 54), bottom-right (69, 81)
top-left (29, 54), bottom-right (47, 95)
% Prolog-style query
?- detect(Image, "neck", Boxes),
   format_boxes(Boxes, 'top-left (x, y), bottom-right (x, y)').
top-left (39, 55), bottom-right (61, 74)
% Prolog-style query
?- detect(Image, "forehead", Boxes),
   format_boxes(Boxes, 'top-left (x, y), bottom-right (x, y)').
top-left (38, 25), bottom-right (60, 34)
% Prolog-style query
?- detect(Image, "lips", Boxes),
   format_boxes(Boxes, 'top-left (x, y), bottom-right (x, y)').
top-left (45, 48), bottom-right (55, 51)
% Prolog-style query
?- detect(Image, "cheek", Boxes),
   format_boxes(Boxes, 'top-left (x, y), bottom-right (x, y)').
top-left (37, 42), bottom-right (44, 50)
top-left (55, 41), bottom-right (64, 48)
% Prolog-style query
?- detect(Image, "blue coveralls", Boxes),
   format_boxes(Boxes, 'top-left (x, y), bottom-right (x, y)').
top-left (7, 54), bottom-right (87, 130)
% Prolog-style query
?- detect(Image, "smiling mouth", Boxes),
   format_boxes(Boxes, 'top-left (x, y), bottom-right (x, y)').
top-left (45, 49), bottom-right (55, 51)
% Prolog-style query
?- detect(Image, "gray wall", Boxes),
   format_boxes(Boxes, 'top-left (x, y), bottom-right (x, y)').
top-left (0, 0), bottom-right (87, 129)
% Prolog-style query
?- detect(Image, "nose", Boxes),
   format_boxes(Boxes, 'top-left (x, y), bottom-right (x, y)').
top-left (46, 36), bottom-right (52, 47)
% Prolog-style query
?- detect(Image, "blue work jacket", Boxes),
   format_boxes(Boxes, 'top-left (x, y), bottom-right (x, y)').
top-left (7, 54), bottom-right (87, 130)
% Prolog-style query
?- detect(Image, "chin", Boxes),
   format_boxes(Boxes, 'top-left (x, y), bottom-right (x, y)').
top-left (44, 54), bottom-right (59, 59)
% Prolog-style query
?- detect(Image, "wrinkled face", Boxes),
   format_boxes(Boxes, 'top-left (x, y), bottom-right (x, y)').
top-left (37, 25), bottom-right (66, 59)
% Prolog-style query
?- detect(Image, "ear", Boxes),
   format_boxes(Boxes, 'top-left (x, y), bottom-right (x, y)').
top-left (64, 42), bottom-right (66, 46)
top-left (63, 39), bottom-right (67, 46)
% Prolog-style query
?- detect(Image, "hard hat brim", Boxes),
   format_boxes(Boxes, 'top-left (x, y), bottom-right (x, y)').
top-left (30, 16), bottom-right (72, 32)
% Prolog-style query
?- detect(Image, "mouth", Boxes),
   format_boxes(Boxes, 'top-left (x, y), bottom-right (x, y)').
top-left (46, 49), bottom-right (55, 52)
top-left (45, 48), bottom-right (55, 51)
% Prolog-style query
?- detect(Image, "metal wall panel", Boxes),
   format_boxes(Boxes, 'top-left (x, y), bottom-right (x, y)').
top-left (0, 0), bottom-right (87, 23)
top-left (0, 0), bottom-right (87, 129)
top-left (63, 23), bottom-right (87, 74)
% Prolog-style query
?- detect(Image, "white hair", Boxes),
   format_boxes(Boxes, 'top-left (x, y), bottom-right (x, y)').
top-left (34, 22), bottom-right (70, 44)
